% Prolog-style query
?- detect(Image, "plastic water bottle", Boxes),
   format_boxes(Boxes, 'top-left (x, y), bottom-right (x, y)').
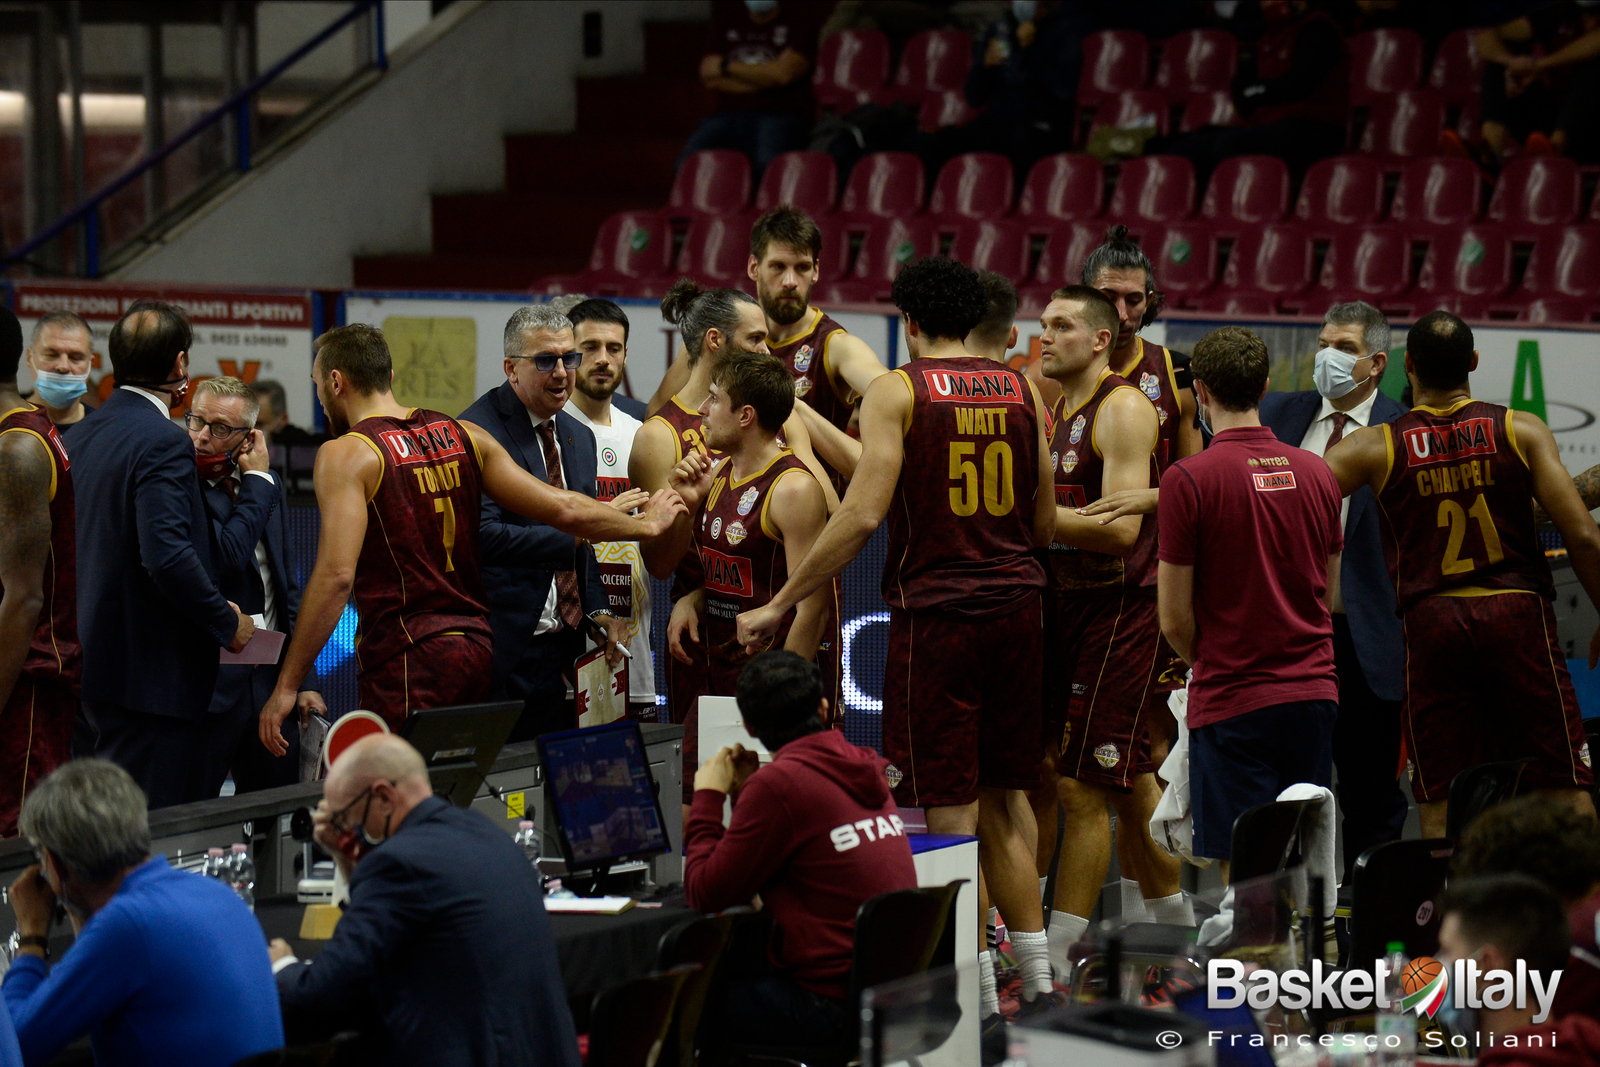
top-left (1376, 941), bottom-right (1416, 1067)
top-left (202, 847), bottom-right (226, 880)
top-left (513, 821), bottom-right (541, 866)
top-left (229, 844), bottom-right (256, 912)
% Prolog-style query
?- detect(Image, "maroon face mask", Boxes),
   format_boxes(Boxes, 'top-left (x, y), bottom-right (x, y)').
top-left (195, 449), bottom-right (233, 481)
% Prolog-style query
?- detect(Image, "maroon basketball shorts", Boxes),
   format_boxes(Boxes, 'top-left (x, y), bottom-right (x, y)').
top-left (1402, 590), bottom-right (1593, 802)
top-left (0, 675), bottom-right (76, 837)
top-left (357, 632), bottom-right (493, 731)
top-left (1047, 589), bottom-right (1164, 792)
top-left (883, 591), bottom-right (1045, 809)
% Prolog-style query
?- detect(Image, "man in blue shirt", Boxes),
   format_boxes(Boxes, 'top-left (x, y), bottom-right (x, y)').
top-left (3, 759), bottom-right (282, 1066)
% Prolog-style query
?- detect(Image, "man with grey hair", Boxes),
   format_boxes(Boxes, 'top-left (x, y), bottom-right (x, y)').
top-left (460, 306), bottom-right (640, 740)
top-left (1258, 300), bottom-right (1409, 881)
top-left (2, 759), bottom-right (282, 1065)
top-left (22, 310), bottom-right (96, 432)
top-left (270, 734), bottom-right (580, 1067)
top-left (188, 377), bottom-right (326, 796)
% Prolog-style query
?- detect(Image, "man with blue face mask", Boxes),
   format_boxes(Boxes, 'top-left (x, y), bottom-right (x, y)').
top-left (1259, 300), bottom-right (1408, 886)
top-left (21, 311), bottom-right (95, 433)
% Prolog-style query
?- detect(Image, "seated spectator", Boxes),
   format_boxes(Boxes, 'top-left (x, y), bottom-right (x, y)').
top-left (1453, 794), bottom-right (1600, 1022)
top-left (681, 0), bottom-right (826, 178)
top-left (685, 651), bottom-right (918, 1051)
top-left (270, 734), bottom-right (579, 1067)
top-left (250, 379), bottom-right (321, 448)
top-left (2, 760), bottom-right (283, 1066)
top-left (1441, 875), bottom-right (1600, 1064)
top-left (1466, 3), bottom-right (1600, 164)
top-left (1152, 0), bottom-right (1349, 183)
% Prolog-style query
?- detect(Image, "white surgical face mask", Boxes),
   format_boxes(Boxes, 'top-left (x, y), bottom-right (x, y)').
top-left (1313, 346), bottom-right (1372, 401)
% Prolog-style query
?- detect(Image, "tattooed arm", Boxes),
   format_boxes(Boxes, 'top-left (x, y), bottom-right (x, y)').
top-left (1533, 462), bottom-right (1600, 524)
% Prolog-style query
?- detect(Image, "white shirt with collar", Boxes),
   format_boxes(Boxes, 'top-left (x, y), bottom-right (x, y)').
top-left (120, 384), bottom-right (174, 418)
top-left (529, 411), bottom-right (564, 637)
top-left (1297, 387), bottom-right (1379, 613)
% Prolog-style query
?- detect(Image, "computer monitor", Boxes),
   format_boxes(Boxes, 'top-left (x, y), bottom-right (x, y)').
top-left (537, 721), bottom-right (670, 881)
top-left (400, 700), bottom-right (523, 807)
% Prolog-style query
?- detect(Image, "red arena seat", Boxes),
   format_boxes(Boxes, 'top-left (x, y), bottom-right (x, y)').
top-left (1412, 225), bottom-right (1512, 317)
top-left (1200, 155), bottom-right (1291, 233)
top-left (917, 90), bottom-right (981, 131)
top-left (946, 219), bottom-right (1030, 284)
top-left (888, 29), bottom-right (972, 101)
top-left (1019, 222), bottom-right (1104, 309)
top-left (1144, 222), bottom-right (1219, 306)
top-left (1078, 30), bottom-right (1150, 106)
top-left (1153, 30), bottom-right (1238, 99)
top-left (754, 151), bottom-right (839, 216)
top-left (1310, 222), bottom-right (1413, 312)
top-left (1358, 89), bottom-right (1446, 159)
top-left (1108, 155), bottom-right (1196, 224)
top-left (818, 215), bottom-right (936, 304)
top-left (1017, 154), bottom-right (1104, 224)
top-left (540, 210), bottom-right (673, 296)
top-left (1178, 91), bottom-right (1241, 133)
top-left (668, 150), bottom-right (751, 217)
top-left (813, 29), bottom-right (891, 113)
top-left (839, 151), bottom-right (926, 220)
top-left (929, 153), bottom-right (1015, 220)
top-left (1349, 28), bottom-right (1425, 106)
top-left (1294, 155), bottom-right (1385, 232)
top-left (1087, 90), bottom-right (1170, 136)
top-left (1194, 222), bottom-right (1314, 314)
top-left (1519, 223), bottom-right (1600, 301)
top-left (1389, 156), bottom-right (1484, 232)
top-left (675, 214), bottom-right (753, 285)
top-left (1487, 157), bottom-right (1583, 236)
top-left (1429, 28), bottom-right (1484, 107)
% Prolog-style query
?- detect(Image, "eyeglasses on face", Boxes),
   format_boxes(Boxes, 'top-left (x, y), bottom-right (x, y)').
top-left (514, 351), bottom-right (582, 373)
top-left (184, 414), bottom-right (251, 439)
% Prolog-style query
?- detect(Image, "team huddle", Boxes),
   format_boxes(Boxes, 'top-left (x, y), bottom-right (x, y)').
top-left (2, 205), bottom-right (1599, 1027)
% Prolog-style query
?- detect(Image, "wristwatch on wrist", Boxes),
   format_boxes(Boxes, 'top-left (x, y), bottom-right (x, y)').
top-left (16, 935), bottom-right (48, 959)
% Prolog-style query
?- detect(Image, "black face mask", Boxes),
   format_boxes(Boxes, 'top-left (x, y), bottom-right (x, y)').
top-left (125, 372), bottom-right (190, 411)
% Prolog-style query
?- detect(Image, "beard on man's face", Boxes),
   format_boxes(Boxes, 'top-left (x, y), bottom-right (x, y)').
top-left (576, 368), bottom-right (619, 402)
top-left (760, 281), bottom-right (809, 327)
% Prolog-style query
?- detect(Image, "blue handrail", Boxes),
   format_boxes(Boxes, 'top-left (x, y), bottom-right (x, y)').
top-left (8, 0), bottom-right (385, 277)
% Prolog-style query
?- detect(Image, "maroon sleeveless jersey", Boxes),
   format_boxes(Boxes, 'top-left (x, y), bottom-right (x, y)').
top-left (1048, 373), bottom-right (1160, 592)
top-left (347, 410), bottom-right (493, 672)
top-left (1114, 338), bottom-right (1184, 472)
top-left (0, 404), bottom-right (79, 690)
top-left (647, 395), bottom-right (719, 600)
top-left (1376, 398), bottom-right (1553, 612)
top-left (883, 357), bottom-right (1047, 615)
top-left (770, 308), bottom-right (854, 433)
top-left (697, 450), bottom-right (813, 661)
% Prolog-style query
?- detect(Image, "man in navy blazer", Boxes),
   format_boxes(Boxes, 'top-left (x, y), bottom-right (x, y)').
top-left (69, 301), bottom-right (255, 808)
top-left (1259, 301), bottom-right (1409, 881)
top-left (460, 306), bottom-right (628, 742)
top-left (270, 734), bottom-right (580, 1067)
top-left (188, 377), bottom-right (327, 796)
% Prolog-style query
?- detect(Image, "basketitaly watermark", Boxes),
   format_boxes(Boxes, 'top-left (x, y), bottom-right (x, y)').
top-left (1206, 957), bottom-right (1563, 1024)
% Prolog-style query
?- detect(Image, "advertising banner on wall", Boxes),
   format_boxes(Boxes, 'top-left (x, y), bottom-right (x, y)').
top-left (9, 282), bottom-right (320, 426)
top-left (340, 292), bottom-right (896, 414)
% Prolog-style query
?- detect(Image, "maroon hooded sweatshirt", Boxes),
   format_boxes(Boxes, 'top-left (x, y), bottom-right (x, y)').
top-left (684, 729), bottom-right (919, 999)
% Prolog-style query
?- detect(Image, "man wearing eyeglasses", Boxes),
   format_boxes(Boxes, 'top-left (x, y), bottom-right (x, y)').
top-left (187, 377), bottom-right (326, 797)
top-left (460, 306), bottom-right (643, 741)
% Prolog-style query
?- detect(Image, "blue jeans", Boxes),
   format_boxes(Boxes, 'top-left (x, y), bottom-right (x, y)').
top-left (677, 110), bottom-right (809, 177)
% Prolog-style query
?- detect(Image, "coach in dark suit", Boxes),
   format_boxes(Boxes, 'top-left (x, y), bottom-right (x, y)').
top-left (271, 733), bottom-right (580, 1067)
top-left (189, 377), bottom-right (327, 796)
top-left (461, 305), bottom-right (625, 741)
top-left (1260, 301), bottom-right (1408, 881)
top-left (69, 300), bottom-right (254, 808)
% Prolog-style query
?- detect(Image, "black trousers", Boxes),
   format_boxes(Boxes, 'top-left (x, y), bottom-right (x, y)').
top-left (198, 680), bottom-right (301, 798)
top-left (500, 628), bottom-right (584, 743)
top-left (713, 916), bottom-right (852, 1051)
top-left (78, 700), bottom-right (206, 809)
top-left (1331, 614), bottom-right (1408, 882)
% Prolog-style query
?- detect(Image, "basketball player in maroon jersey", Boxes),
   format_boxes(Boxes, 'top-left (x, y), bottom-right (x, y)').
top-left (1029, 286), bottom-right (1192, 964)
top-left (0, 308), bottom-right (78, 835)
top-left (260, 324), bottom-right (685, 752)
top-left (1322, 311), bottom-right (1600, 838)
top-left (738, 257), bottom-right (1056, 1022)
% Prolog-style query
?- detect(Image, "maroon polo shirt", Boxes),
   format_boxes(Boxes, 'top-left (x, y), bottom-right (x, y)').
top-left (1158, 425), bottom-right (1343, 728)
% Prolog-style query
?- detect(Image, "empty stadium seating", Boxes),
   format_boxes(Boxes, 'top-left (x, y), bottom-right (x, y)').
top-left (929, 153), bottom-right (1015, 220)
top-left (676, 214), bottom-right (752, 285)
top-left (1088, 90), bottom-right (1170, 137)
top-left (1310, 222), bottom-right (1412, 313)
top-left (1178, 91), bottom-right (1241, 133)
top-left (882, 29), bottom-right (972, 104)
top-left (1019, 222), bottom-right (1103, 309)
top-left (754, 151), bottom-right (838, 216)
top-left (817, 215), bottom-right (936, 304)
top-left (1144, 222), bottom-right (1219, 305)
top-left (839, 152), bottom-right (926, 219)
top-left (540, 210), bottom-right (673, 296)
top-left (1389, 156), bottom-right (1484, 232)
top-left (1200, 155), bottom-right (1291, 234)
top-left (1428, 28), bottom-right (1482, 107)
top-left (1195, 222), bottom-right (1314, 314)
top-left (946, 219), bottom-right (1030, 283)
top-left (1487, 157), bottom-right (1583, 237)
top-left (668, 150), bottom-right (751, 217)
top-left (1109, 155), bottom-right (1196, 224)
top-left (1017, 154), bottom-right (1105, 224)
top-left (1349, 28), bottom-right (1425, 106)
top-left (1153, 30), bottom-right (1237, 100)
top-left (1358, 89), bottom-right (1446, 159)
top-left (1294, 155), bottom-right (1385, 233)
top-left (1078, 30), bottom-right (1151, 106)
top-left (1412, 225), bottom-right (1512, 318)
top-left (814, 29), bottom-right (891, 113)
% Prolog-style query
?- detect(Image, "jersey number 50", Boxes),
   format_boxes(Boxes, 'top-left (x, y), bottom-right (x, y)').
top-left (949, 441), bottom-right (1015, 517)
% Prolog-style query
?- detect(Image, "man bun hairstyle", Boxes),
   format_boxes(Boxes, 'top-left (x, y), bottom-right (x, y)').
top-left (735, 651), bottom-right (826, 752)
top-left (315, 323), bottom-right (393, 396)
top-left (660, 278), bottom-right (759, 365)
top-left (109, 298), bottom-right (193, 384)
top-left (1191, 326), bottom-right (1270, 412)
top-left (712, 350), bottom-right (796, 434)
top-left (890, 256), bottom-right (988, 342)
top-left (1407, 310), bottom-right (1475, 392)
top-left (1081, 224), bottom-right (1166, 328)
top-left (1049, 284), bottom-right (1120, 339)
top-left (750, 205), bottom-right (823, 262)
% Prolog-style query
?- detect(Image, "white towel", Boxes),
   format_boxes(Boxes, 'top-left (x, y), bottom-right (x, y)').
top-left (1149, 683), bottom-right (1213, 867)
top-left (1199, 886), bottom-right (1234, 947)
top-left (1276, 782), bottom-right (1338, 917)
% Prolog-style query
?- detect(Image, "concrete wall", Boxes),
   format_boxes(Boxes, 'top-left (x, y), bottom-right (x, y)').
top-left (118, 0), bottom-right (707, 289)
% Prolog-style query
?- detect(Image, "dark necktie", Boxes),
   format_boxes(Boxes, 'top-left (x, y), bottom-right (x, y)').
top-left (222, 475), bottom-right (239, 503)
top-left (536, 421), bottom-right (585, 629)
top-left (1325, 412), bottom-right (1350, 451)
